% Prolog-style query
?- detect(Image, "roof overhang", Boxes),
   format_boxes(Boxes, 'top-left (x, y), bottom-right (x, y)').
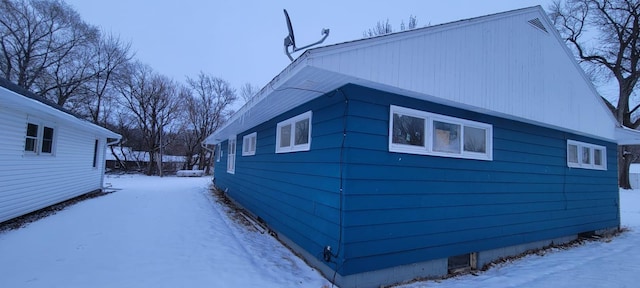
top-left (205, 58), bottom-right (629, 146)
top-left (615, 126), bottom-right (640, 145)
top-left (0, 85), bottom-right (121, 139)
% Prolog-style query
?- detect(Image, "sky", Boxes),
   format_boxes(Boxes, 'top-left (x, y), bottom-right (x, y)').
top-left (64, 0), bottom-right (556, 92)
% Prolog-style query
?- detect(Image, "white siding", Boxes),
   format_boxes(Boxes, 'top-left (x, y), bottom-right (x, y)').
top-left (310, 8), bottom-right (615, 140)
top-left (0, 95), bottom-right (110, 223)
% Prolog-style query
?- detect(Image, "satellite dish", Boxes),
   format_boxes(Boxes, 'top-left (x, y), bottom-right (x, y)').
top-left (283, 9), bottom-right (330, 61)
top-left (284, 9), bottom-right (295, 48)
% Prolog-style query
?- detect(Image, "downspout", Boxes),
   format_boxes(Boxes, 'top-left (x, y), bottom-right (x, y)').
top-left (102, 137), bottom-right (121, 190)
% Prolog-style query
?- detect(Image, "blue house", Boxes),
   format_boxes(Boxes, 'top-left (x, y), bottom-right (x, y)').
top-left (205, 6), bottom-right (640, 288)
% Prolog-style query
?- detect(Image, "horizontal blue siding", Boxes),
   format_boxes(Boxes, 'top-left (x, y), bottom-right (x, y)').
top-left (215, 83), bottom-right (619, 277)
top-left (337, 84), bottom-right (619, 275)
top-left (214, 94), bottom-right (346, 263)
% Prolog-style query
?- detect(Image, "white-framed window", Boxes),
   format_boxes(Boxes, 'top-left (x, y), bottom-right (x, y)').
top-left (276, 111), bottom-right (312, 153)
top-left (389, 105), bottom-right (493, 161)
top-left (567, 140), bottom-right (606, 170)
top-left (24, 121), bottom-right (56, 155)
top-left (227, 136), bottom-right (236, 174)
top-left (216, 144), bottom-right (222, 162)
top-left (242, 132), bottom-right (257, 156)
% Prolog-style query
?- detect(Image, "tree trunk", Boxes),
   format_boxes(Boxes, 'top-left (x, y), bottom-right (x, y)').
top-left (619, 146), bottom-right (633, 189)
top-left (147, 152), bottom-right (155, 176)
top-left (156, 151), bottom-right (163, 178)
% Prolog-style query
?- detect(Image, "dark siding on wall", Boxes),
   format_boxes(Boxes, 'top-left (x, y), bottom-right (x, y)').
top-left (214, 92), bottom-right (346, 265)
top-left (337, 84), bottom-right (619, 275)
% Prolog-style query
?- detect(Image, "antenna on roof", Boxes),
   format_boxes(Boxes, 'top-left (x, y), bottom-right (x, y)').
top-left (283, 9), bottom-right (330, 61)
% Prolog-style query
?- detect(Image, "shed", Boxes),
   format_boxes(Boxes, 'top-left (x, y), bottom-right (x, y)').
top-left (204, 6), bottom-right (640, 288)
top-left (0, 78), bottom-right (121, 224)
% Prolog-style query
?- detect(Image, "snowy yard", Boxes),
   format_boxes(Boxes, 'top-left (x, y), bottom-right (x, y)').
top-left (0, 175), bottom-right (330, 288)
top-left (0, 175), bottom-right (639, 288)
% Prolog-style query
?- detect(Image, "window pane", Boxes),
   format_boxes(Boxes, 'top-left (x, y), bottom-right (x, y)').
top-left (594, 149), bottom-right (602, 166)
top-left (92, 140), bottom-right (99, 167)
top-left (280, 124), bottom-right (291, 148)
top-left (25, 138), bottom-right (36, 152)
top-left (568, 144), bottom-right (578, 163)
top-left (463, 126), bottom-right (486, 153)
top-left (250, 136), bottom-right (256, 151)
top-left (25, 123), bottom-right (38, 152)
top-left (294, 118), bottom-right (309, 145)
top-left (41, 127), bottom-right (54, 153)
top-left (27, 123), bottom-right (38, 137)
top-left (433, 121), bottom-right (461, 153)
top-left (392, 113), bottom-right (425, 146)
top-left (582, 147), bottom-right (591, 164)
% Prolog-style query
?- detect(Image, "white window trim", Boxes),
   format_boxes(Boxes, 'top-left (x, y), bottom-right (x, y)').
top-left (388, 105), bottom-right (493, 161)
top-left (23, 120), bottom-right (57, 156)
top-left (227, 136), bottom-right (236, 174)
top-left (276, 111), bottom-right (312, 153)
top-left (216, 144), bottom-right (222, 162)
top-left (242, 132), bottom-right (257, 156)
top-left (567, 140), bottom-right (606, 170)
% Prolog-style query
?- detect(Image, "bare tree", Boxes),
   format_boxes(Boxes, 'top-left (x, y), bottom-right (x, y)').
top-left (81, 33), bottom-right (133, 125)
top-left (551, 0), bottom-right (640, 188)
top-left (183, 72), bottom-right (237, 173)
top-left (363, 15), bottom-right (418, 38)
top-left (239, 82), bottom-right (260, 103)
top-left (0, 0), bottom-right (96, 92)
top-left (115, 62), bottom-right (182, 176)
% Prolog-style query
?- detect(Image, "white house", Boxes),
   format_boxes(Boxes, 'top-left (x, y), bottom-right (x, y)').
top-left (0, 78), bottom-right (121, 224)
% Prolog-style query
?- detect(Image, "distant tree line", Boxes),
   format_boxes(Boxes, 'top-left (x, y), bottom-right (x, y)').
top-left (0, 0), bottom-right (259, 176)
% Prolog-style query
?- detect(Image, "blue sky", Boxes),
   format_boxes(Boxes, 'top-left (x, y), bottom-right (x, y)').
top-left (65, 1), bottom-right (555, 91)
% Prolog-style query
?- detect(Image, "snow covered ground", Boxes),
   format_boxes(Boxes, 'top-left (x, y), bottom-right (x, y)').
top-left (0, 175), bottom-right (331, 288)
top-left (0, 174), bottom-right (639, 288)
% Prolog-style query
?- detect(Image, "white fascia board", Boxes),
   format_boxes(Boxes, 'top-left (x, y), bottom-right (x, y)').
top-left (615, 126), bottom-right (640, 145)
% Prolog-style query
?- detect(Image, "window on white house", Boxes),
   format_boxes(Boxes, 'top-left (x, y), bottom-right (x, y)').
top-left (24, 123), bottom-right (39, 153)
top-left (24, 122), bottom-right (56, 155)
top-left (389, 105), bottom-right (493, 161)
top-left (567, 140), bottom-right (606, 170)
top-left (242, 132), bottom-right (257, 156)
top-left (92, 139), bottom-right (99, 168)
top-left (41, 127), bottom-right (54, 154)
top-left (276, 111), bottom-right (312, 153)
top-left (227, 136), bottom-right (236, 174)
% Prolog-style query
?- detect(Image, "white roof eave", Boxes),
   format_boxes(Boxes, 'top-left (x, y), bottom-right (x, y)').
top-left (615, 126), bottom-right (640, 145)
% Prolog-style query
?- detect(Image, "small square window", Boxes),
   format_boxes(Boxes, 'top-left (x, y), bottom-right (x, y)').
top-left (433, 121), bottom-right (461, 154)
top-left (242, 132), bottom-right (257, 156)
top-left (594, 149), bottom-right (603, 166)
top-left (392, 113), bottom-right (425, 146)
top-left (464, 126), bottom-right (486, 153)
top-left (568, 144), bottom-right (578, 163)
top-left (276, 111), bottom-right (312, 153)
